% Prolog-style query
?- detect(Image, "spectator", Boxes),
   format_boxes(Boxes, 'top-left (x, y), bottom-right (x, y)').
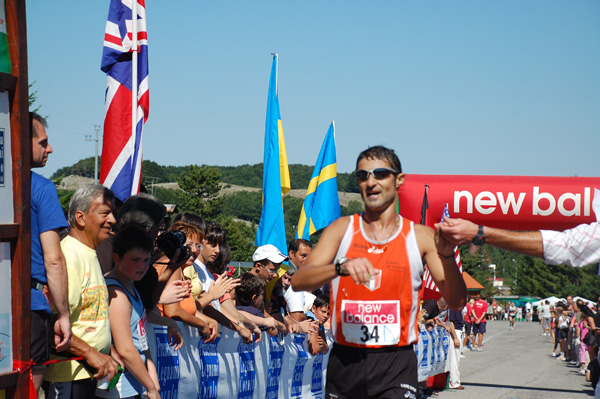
top-left (28, 112), bottom-right (72, 393)
top-left (420, 297), bottom-right (449, 331)
top-left (541, 300), bottom-right (552, 336)
top-left (43, 185), bottom-right (120, 398)
top-left (98, 226), bottom-right (159, 399)
top-left (154, 221), bottom-right (219, 343)
top-left (305, 294), bottom-right (330, 356)
top-left (448, 306), bottom-right (465, 390)
top-left (472, 294), bottom-right (488, 352)
top-left (463, 297), bottom-right (474, 352)
top-left (235, 273), bottom-right (285, 337)
top-left (284, 239), bottom-right (313, 324)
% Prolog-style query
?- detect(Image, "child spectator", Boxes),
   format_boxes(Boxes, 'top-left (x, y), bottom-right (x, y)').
top-left (305, 295), bottom-right (330, 355)
top-left (235, 273), bottom-right (286, 337)
top-left (97, 226), bottom-right (159, 399)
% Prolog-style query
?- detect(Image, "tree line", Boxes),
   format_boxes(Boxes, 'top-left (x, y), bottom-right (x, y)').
top-left (52, 158), bottom-right (600, 300)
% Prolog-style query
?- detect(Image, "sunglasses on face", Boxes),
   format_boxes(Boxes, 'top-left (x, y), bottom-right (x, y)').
top-left (354, 168), bottom-right (399, 181)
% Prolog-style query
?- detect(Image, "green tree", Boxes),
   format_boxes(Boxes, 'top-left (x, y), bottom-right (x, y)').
top-left (56, 189), bottom-right (74, 217)
top-left (221, 191), bottom-right (262, 224)
top-left (176, 165), bottom-right (222, 219)
top-left (217, 217), bottom-right (257, 261)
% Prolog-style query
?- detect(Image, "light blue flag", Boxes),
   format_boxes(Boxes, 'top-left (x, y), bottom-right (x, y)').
top-left (255, 54), bottom-right (291, 254)
top-left (296, 122), bottom-right (341, 239)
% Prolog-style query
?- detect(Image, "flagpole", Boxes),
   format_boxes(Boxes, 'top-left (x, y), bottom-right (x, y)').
top-left (131, 0), bottom-right (138, 193)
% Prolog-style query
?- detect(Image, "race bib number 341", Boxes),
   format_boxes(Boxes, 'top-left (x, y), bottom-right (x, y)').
top-left (341, 300), bottom-right (400, 346)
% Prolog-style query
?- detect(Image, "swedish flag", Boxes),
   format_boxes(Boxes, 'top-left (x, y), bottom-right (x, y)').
top-left (296, 122), bottom-right (341, 239)
top-left (255, 54), bottom-right (291, 254)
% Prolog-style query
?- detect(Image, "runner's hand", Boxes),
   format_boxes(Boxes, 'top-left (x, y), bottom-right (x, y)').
top-left (339, 258), bottom-right (380, 285)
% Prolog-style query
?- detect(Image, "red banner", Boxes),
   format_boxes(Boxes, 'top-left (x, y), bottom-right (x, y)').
top-left (398, 175), bottom-right (600, 231)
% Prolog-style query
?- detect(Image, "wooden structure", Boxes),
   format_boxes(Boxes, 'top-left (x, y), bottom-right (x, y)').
top-left (0, 1), bottom-right (32, 398)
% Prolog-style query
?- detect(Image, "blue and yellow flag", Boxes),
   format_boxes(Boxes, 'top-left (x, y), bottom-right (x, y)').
top-left (296, 122), bottom-right (341, 239)
top-left (255, 54), bottom-right (291, 254)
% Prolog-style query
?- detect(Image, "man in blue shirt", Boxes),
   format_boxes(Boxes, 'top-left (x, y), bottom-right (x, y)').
top-left (30, 112), bottom-right (72, 392)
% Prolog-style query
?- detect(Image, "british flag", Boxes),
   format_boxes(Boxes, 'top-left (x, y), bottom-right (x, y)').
top-left (422, 204), bottom-right (463, 292)
top-left (100, 0), bottom-right (149, 202)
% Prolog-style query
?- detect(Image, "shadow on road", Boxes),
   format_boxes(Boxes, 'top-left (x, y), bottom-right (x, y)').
top-left (462, 382), bottom-right (594, 396)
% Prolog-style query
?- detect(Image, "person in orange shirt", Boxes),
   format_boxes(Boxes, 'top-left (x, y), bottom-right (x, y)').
top-left (293, 146), bottom-right (466, 399)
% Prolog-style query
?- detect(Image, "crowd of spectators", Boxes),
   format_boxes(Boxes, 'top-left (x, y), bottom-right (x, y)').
top-left (31, 180), bottom-right (330, 398)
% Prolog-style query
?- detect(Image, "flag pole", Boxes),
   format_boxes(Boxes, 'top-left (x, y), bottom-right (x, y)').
top-left (131, 0), bottom-right (138, 193)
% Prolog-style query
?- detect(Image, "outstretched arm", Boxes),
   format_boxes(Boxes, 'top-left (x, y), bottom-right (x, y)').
top-left (437, 218), bottom-right (543, 258)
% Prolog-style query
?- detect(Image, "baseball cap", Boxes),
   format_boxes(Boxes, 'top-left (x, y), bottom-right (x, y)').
top-left (253, 244), bottom-right (288, 263)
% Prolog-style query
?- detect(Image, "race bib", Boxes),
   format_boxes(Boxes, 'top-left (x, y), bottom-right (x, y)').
top-left (138, 311), bottom-right (149, 351)
top-left (341, 300), bottom-right (400, 346)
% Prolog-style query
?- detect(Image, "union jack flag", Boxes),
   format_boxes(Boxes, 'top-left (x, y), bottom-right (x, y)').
top-left (100, 0), bottom-right (149, 202)
top-left (423, 204), bottom-right (463, 292)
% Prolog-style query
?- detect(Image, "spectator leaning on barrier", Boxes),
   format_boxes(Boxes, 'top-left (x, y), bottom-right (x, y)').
top-left (43, 184), bottom-right (120, 399)
top-left (235, 272), bottom-right (286, 337)
top-left (29, 112), bottom-right (72, 393)
top-left (292, 145), bottom-right (466, 399)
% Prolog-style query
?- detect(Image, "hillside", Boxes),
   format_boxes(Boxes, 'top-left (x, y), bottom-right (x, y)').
top-left (51, 157), bottom-right (359, 193)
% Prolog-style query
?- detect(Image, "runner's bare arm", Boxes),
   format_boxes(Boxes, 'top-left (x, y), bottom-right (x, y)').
top-left (416, 224), bottom-right (466, 311)
top-left (292, 217), bottom-right (381, 291)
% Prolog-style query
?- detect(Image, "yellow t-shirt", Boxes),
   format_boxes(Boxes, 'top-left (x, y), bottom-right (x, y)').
top-left (183, 264), bottom-right (203, 301)
top-left (45, 235), bottom-right (111, 382)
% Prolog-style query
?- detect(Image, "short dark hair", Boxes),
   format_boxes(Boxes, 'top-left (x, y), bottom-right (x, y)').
top-left (288, 238), bottom-right (312, 254)
top-left (112, 225), bottom-right (153, 258)
top-left (174, 212), bottom-right (206, 233)
top-left (312, 294), bottom-right (330, 309)
top-left (116, 193), bottom-right (166, 233)
top-left (235, 272), bottom-right (265, 306)
top-left (29, 112), bottom-right (47, 139)
top-left (355, 145), bottom-right (402, 173)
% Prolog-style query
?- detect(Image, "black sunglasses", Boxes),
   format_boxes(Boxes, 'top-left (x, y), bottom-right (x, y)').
top-left (354, 168), bottom-right (399, 181)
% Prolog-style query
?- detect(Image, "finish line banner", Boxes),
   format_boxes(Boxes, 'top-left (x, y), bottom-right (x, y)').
top-left (147, 323), bottom-right (334, 399)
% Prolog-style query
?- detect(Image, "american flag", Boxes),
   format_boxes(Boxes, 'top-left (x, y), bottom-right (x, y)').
top-left (422, 204), bottom-right (463, 292)
top-left (100, 0), bottom-right (149, 202)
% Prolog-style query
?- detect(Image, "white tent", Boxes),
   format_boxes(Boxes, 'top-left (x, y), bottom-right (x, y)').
top-left (532, 296), bottom-right (561, 308)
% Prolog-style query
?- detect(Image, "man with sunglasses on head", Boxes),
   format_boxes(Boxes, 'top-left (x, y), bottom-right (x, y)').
top-left (293, 145), bottom-right (466, 399)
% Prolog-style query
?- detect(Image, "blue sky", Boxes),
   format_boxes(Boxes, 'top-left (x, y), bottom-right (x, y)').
top-left (27, 1), bottom-right (599, 181)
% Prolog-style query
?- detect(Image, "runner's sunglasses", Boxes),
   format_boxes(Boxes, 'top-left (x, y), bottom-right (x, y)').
top-left (354, 168), bottom-right (399, 181)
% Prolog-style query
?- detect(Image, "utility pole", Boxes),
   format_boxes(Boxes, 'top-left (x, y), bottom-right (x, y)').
top-left (85, 125), bottom-right (101, 184)
top-left (146, 176), bottom-right (161, 196)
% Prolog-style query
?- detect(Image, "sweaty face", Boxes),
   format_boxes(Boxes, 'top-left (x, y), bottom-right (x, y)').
top-left (83, 195), bottom-right (116, 248)
top-left (356, 158), bottom-right (404, 212)
top-left (31, 120), bottom-right (53, 168)
top-left (289, 244), bottom-right (311, 267)
top-left (114, 248), bottom-right (151, 281)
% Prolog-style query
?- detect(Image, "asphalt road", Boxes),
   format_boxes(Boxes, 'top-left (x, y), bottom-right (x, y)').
top-left (432, 319), bottom-right (594, 399)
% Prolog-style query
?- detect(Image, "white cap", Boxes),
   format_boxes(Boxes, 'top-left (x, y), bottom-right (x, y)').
top-left (252, 244), bottom-right (288, 263)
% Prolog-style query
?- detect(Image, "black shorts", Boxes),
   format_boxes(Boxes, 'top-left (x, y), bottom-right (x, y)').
top-left (326, 344), bottom-right (418, 399)
top-left (559, 327), bottom-right (569, 340)
top-left (473, 322), bottom-right (486, 334)
top-left (464, 323), bottom-right (472, 335)
top-left (30, 310), bottom-right (53, 365)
